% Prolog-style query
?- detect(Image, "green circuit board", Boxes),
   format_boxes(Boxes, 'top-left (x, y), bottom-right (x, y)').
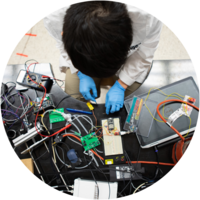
top-left (81, 132), bottom-right (100, 151)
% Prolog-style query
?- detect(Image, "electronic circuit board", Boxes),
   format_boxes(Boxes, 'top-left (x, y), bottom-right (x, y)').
top-left (49, 108), bottom-right (65, 123)
top-left (30, 94), bottom-right (55, 113)
top-left (80, 132), bottom-right (100, 151)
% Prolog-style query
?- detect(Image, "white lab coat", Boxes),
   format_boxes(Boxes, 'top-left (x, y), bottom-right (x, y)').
top-left (43, 5), bottom-right (162, 86)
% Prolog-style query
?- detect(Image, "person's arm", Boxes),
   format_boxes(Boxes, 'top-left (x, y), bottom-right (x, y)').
top-left (118, 17), bottom-right (162, 86)
top-left (105, 16), bottom-right (162, 114)
top-left (118, 79), bottom-right (128, 89)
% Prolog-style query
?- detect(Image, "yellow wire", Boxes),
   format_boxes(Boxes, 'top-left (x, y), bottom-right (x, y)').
top-left (89, 126), bottom-right (102, 133)
top-left (162, 92), bottom-right (183, 120)
top-left (41, 115), bottom-right (51, 134)
top-left (144, 87), bottom-right (184, 123)
top-left (144, 87), bottom-right (191, 137)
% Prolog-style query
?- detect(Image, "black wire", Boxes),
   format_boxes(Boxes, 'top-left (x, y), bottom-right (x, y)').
top-left (90, 162), bottom-right (110, 199)
top-left (119, 179), bottom-right (132, 195)
top-left (135, 146), bottom-right (162, 182)
top-left (154, 146), bottom-right (159, 167)
top-left (59, 142), bottom-right (70, 151)
top-left (47, 164), bottom-right (66, 185)
top-left (152, 146), bottom-right (163, 180)
top-left (134, 146), bottom-right (150, 182)
top-left (56, 145), bottom-right (67, 168)
top-left (124, 151), bottom-right (134, 195)
top-left (38, 167), bottom-right (146, 177)
top-left (86, 156), bottom-right (99, 198)
top-left (34, 150), bottom-right (48, 161)
top-left (117, 192), bottom-right (124, 197)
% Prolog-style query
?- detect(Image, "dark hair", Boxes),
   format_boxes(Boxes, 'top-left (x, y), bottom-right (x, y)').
top-left (62, 1), bottom-right (133, 78)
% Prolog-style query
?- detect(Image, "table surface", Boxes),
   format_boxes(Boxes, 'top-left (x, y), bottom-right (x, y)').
top-left (2, 59), bottom-right (198, 196)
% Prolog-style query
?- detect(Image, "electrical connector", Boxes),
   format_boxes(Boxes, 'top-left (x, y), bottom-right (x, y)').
top-left (60, 113), bottom-right (72, 122)
top-left (120, 131), bottom-right (131, 135)
top-left (86, 102), bottom-right (94, 110)
top-left (67, 190), bottom-right (74, 194)
top-left (54, 135), bottom-right (63, 143)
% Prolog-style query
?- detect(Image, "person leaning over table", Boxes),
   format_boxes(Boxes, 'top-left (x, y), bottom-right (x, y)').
top-left (44, 1), bottom-right (162, 115)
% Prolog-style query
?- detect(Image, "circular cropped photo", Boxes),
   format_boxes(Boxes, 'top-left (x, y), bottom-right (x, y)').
top-left (1, 1), bottom-right (199, 199)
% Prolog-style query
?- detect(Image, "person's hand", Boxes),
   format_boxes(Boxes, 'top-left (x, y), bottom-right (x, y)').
top-left (105, 80), bottom-right (126, 114)
top-left (77, 71), bottom-right (97, 102)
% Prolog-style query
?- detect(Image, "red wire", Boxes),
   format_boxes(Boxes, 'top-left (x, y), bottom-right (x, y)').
top-left (26, 63), bottom-right (47, 137)
top-left (26, 63), bottom-right (71, 137)
top-left (156, 99), bottom-right (199, 141)
top-left (127, 161), bottom-right (175, 166)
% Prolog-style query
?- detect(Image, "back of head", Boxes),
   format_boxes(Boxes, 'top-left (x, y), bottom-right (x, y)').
top-left (63, 1), bottom-right (133, 78)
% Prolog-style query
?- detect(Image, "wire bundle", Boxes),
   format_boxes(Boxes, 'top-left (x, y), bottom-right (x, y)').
top-left (1, 82), bottom-right (33, 129)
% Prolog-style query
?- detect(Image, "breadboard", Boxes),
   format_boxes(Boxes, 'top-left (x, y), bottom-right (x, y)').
top-left (101, 118), bottom-right (123, 156)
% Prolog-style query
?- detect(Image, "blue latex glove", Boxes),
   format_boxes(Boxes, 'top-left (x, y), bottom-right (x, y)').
top-left (105, 81), bottom-right (125, 114)
top-left (77, 71), bottom-right (97, 102)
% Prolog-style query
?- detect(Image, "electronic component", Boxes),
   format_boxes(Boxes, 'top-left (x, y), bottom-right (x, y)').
top-left (49, 108), bottom-right (65, 123)
top-left (30, 94), bottom-right (55, 114)
top-left (124, 96), bottom-right (143, 132)
top-left (102, 118), bottom-right (125, 165)
top-left (86, 102), bottom-right (94, 110)
top-left (102, 118), bottom-right (123, 156)
top-left (167, 95), bottom-right (197, 126)
top-left (67, 149), bottom-right (82, 168)
top-left (16, 69), bottom-right (53, 92)
top-left (54, 135), bottom-right (63, 143)
top-left (181, 95), bottom-right (196, 116)
top-left (80, 132), bottom-right (100, 151)
top-left (109, 164), bottom-right (145, 181)
top-left (107, 118), bottom-right (114, 131)
top-left (73, 178), bottom-right (118, 199)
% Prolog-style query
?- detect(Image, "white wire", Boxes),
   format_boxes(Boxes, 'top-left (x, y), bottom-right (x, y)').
top-left (64, 133), bottom-right (82, 147)
top-left (96, 149), bottom-right (103, 154)
top-left (74, 116), bottom-right (89, 134)
top-left (54, 146), bottom-right (70, 167)
top-left (75, 157), bottom-right (93, 169)
top-left (72, 115), bottom-right (94, 130)
top-left (79, 115), bottom-right (94, 129)
top-left (70, 122), bottom-right (81, 135)
top-left (2, 93), bottom-right (31, 123)
top-left (54, 141), bottom-right (93, 169)
top-left (3, 91), bottom-right (30, 110)
top-left (71, 115), bottom-right (104, 155)
top-left (133, 182), bottom-right (147, 194)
